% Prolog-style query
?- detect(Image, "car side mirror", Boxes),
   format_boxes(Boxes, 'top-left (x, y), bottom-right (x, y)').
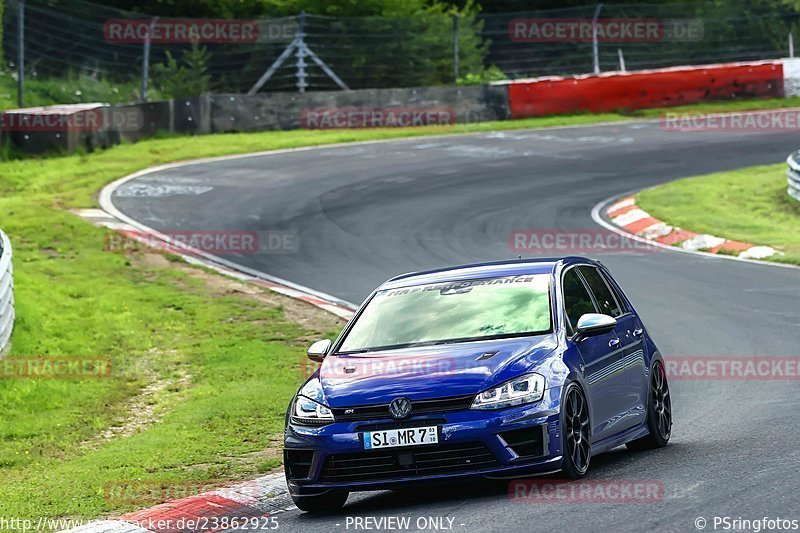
top-left (307, 339), bottom-right (332, 363)
top-left (575, 313), bottom-right (616, 339)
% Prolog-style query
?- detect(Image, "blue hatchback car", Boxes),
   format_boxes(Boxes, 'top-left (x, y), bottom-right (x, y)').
top-left (284, 257), bottom-right (672, 512)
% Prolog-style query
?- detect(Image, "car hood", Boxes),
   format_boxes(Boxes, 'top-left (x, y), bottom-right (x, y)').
top-left (320, 334), bottom-right (558, 407)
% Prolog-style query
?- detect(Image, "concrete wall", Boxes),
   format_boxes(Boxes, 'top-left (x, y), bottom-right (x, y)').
top-left (0, 84), bottom-right (507, 153)
top-left (210, 85), bottom-right (509, 132)
top-left (174, 96), bottom-right (213, 135)
top-left (111, 101), bottom-right (174, 143)
top-left (0, 104), bottom-right (108, 154)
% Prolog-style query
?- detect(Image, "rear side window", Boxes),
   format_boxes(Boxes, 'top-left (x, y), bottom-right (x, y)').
top-left (562, 269), bottom-right (598, 331)
top-left (578, 266), bottom-right (622, 318)
top-left (600, 269), bottom-right (629, 315)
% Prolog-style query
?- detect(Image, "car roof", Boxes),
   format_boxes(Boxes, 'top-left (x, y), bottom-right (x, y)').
top-left (380, 256), bottom-right (598, 290)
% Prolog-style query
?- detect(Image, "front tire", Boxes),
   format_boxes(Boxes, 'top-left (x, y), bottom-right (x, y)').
top-left (626, 360), bottom-right (672, 451)
top-left (292, 492), bottom-right (348, 513)
top-left (560, 383), bottom-right (591, 479)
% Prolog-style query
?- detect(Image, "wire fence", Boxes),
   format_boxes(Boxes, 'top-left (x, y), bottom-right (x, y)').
top-left (483, 3), bottom-right (800, 79)
top-left (1, 0), bottom-right (800, 106)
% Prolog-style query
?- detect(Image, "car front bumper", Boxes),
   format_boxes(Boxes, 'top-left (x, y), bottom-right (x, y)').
top-left (284, 389), bottom-right (564, 497)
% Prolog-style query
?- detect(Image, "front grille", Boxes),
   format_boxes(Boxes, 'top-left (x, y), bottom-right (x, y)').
top-left (285, 449), bottom-right (314, 479)
top-left (331, 395), bottom-right (474, 422)
top-left (319, 442), bottom-right (500, 483)
top-left (500, 425), bottom-right (547, 458)
top-left (354, 418), bottom-right (447, 433)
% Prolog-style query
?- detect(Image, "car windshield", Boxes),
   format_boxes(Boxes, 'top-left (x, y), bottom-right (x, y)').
top-left (338, 274), bottom-right (552, 353)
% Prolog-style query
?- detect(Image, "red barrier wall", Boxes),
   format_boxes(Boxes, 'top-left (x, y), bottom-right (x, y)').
top-left (507, 62), bottom-right (784, 118)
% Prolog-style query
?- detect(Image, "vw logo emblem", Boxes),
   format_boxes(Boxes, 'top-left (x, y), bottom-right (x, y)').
top-left (389, 397), bottom-right (412, 419)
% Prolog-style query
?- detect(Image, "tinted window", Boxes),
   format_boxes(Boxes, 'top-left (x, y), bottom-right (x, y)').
top-left (563, 269), bottom-right (597, 331)
top-left (579, 266), bottom-right (622, 318)
top-left (601, 270), bottom-right (628, 315)
top-left (338, 275), bottom-right (552, 353)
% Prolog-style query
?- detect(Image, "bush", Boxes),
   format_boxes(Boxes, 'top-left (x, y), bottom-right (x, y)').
top-left (153, 43), bottom-right (211, 99)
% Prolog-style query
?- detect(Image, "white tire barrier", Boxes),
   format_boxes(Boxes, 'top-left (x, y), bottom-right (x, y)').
top-left (787, 151), bottom-right (800, 202)
top-left (0, 229), bottom-right (14, 356)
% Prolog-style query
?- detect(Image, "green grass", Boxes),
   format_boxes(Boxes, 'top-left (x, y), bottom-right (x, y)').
top-left (625, 96), bottom-right (800, 117)
top-left (0, 73), bottom-right (160, 112)
top-left (3, 98), bottom-right (800, 525)
top-left (0, 134), bottom-right (368, 522)
top-left (637, 164), bottom-right (800, 265)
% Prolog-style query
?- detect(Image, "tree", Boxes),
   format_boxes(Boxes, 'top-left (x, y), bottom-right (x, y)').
top-left (153, 43), bottom-right (212, 98)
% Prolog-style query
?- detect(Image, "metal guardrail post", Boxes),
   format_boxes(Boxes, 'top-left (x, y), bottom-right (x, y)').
top-left (0, 229), bottom-right (14, 356)
top-left (17, 0), bottom-right (25, 108)
top-left (786, 151), bottom-right (800, 202)
top-left (453, 14), bottom-right (460, 83)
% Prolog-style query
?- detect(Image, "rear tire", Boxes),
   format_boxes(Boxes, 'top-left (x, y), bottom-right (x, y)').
top-left (292, 492), bottom-right (348, 513)
top-left (626, 360), bottom-right (672, 451)
top-left (560, 383), bottom-right (591, 479)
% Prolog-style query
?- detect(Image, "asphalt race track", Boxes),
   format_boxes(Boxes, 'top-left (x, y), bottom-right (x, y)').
top-left (112, 120), bottom-right (800, 531)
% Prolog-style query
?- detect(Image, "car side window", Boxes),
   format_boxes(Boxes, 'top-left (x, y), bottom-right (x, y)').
top-left (562, 269), bottom-right (598, 332)
top-left (599, 269), bottom-right (629, 315)
top-left (578, 266), bottom-right (622, 318)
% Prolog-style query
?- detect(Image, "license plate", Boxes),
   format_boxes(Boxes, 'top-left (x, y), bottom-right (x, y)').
top-left (363, 426), bottom-right (438, 450)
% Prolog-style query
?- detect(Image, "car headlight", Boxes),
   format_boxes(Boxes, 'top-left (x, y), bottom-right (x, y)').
top-left (471, 373), bottom-right (545, 410)
top-left (292, 378), bottom-right (334, 425)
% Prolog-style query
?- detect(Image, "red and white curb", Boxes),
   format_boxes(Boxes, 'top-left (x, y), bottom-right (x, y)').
top-left (73, 208), bottom-right (355, 320)
top-left (63, 472), bottom-right (294, 533)
top-left (604, 197), bottom-right (779, 260)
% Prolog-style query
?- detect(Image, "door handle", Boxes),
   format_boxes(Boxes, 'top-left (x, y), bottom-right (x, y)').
top-left (632, 329), bottom-right (643, 337)
top-left (609, 338), bottom-right (620, 348)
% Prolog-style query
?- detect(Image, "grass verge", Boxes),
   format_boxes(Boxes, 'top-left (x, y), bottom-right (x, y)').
top-left (2, 98), bottom-right (800, 524)
top-left (0, 74), bottom-right (158, 112)
top-left (637, 164), bottom-right (800, 265)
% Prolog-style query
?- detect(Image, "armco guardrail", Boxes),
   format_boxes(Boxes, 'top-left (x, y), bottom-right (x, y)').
top-left (0, 229), bottom-right (14, 356)
top-left (787, 151), bottom-right (800, 202)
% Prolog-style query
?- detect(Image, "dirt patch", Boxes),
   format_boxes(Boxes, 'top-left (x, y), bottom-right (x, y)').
top-left (81, 349), bottom-right (193, 449)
